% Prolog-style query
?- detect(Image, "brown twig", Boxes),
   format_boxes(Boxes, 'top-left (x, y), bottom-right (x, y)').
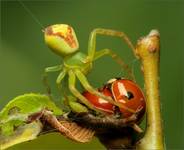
top-left (41, 111), bottom-right (95, 143)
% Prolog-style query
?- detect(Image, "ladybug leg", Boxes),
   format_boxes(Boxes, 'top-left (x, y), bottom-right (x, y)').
top-left (129, 108), bottom-right (144, 133)
top-left (94, 48), bottom-right (135, 80)
top-left (74, 69), bottom-right (136, 113)
top-left (117, 114), bottom-right (143, 133)
top-left (132, 123), bottom-right (143, 133)
top-left (113, 106), bottom-right (122, 119)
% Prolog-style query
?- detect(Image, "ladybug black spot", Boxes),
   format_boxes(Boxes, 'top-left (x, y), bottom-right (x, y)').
top-left (126, 91), bottom-right (134, 100)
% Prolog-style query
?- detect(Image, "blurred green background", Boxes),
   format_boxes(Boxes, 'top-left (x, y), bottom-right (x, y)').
top-left (0, 0), bottom-right (183, 149)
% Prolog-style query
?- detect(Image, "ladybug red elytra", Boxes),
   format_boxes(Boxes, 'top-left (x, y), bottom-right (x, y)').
top-left (82, 86), bottom-right (114, 114)
top-left (82, 78), bottom-right (146, 119)
top-left (110, 78), bottom-right (146, 118)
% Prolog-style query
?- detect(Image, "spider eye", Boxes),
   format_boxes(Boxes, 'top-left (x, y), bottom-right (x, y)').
top-left (44, 24), bottom-right (79, 56)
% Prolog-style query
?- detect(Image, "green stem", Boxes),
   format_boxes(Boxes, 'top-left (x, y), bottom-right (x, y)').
top-left (135, 30), bottom-right (164, 149)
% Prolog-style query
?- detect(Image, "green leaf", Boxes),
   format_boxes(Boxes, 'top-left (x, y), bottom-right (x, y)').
top-left (0, 93), bottom-right (63, 136)
top-left (0, 120), bottom-right (24, 136)
top-left (0, 121), bottom-right (42, 150)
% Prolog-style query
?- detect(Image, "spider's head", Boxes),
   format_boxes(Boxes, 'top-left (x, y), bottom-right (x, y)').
top-left (44, 24), bottom-right (79, 57)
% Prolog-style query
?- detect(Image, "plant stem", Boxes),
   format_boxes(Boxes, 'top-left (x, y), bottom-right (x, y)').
top-left (135, 30), bottom-right (164, 149)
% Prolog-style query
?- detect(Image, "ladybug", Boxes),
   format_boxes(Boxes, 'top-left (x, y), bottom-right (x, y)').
top-left (109, 78), bottom-right (146, 118)
top-left (82, 86), bottom-right (114, 114)
top-left (82, 78), bottom-right (146, 120)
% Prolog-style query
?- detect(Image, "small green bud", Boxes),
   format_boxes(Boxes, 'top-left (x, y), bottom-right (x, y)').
top-left (66, 96), bottom-right (88, 113)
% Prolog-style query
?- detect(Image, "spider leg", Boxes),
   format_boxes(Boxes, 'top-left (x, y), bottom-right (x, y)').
top-left (94, 48), bottom-right (135, 80)
top-left (87, 28), bottom-right (135, 60)
top-left (43, 65), bottom-right (62, 95)
top-left (68, 70), bottom-right (102, 113)
top-left (45, 65), bottom-right (63, 72)
top-left (56, 69), bottom-right (67, 96)
top-left (74, 69), bottom-right (135, 113)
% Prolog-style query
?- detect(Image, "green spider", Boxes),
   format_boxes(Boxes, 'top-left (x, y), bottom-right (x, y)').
top-left (43, 24), bottom-right (135, 113)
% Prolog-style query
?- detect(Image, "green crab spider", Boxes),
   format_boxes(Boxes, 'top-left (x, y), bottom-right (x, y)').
top-left (43, 24), bottom-right (135, 113)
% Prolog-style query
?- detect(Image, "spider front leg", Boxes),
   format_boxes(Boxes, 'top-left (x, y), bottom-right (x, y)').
top-left (68, 70), bottom-right (102, 113)
top-left (74, 69), bottom-right (135, 113)
top-left (94, 48), bottom-right (135, 80)
top-left (87, 28), bottom-right (135, 80)
top-left (43, 65), bottom-right (62, 95)
top-left (87, 28), bottom-right (135, 60)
